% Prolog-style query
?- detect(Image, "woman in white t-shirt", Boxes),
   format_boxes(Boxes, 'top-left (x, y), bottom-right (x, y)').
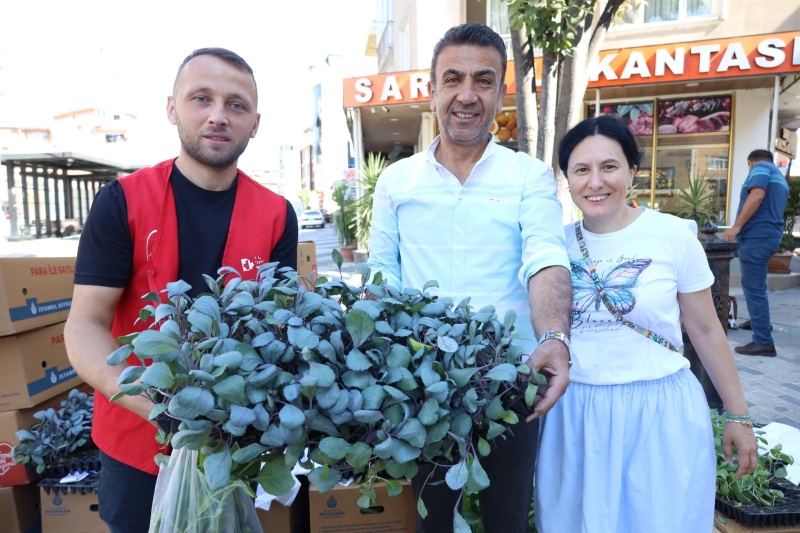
top-left (535, 116), bottom-right (757, 533)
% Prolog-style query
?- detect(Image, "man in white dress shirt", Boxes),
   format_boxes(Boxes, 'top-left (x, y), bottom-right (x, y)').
top-left (368, 23), bottom-right (572, 533)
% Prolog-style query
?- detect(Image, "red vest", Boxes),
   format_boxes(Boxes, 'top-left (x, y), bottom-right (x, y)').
top-left (92, 159), bottom-right (287, 474)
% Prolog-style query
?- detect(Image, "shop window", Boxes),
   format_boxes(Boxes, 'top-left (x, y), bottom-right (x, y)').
top-left (653, 147), bottom-right (729, 223)
top-left (658, 97), bottom-right (731, 134)
top-left (618, 0), bottom-right (718, 25)
top-left (589, 103), bottom-right (654, 135)
top-left (589, 94), bottom-right (733, 223)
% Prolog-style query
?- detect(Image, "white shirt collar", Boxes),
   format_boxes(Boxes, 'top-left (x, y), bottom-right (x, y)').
top-left (425, 135), bottom-right (497, 170)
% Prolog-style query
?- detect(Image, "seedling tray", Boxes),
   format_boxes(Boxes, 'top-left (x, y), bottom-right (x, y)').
top-left (40, 472), bottom-right (100, 496)
top-left (45, 448), bottom-right (101, 478)
top-left (716, 479), bottom-right (800, 527)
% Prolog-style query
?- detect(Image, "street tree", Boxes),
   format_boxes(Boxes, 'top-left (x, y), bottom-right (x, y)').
top-left (508, 0), bottom-right (632, 173)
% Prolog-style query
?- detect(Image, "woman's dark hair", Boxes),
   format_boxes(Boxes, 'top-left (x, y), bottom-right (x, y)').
top-left (558, 116), bottom-right (643, 174)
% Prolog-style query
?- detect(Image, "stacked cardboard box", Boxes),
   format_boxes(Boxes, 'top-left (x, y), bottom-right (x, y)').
top-left (297, 241), bottom-right (318, 285)
top-left (309, 480), bottom-right (417, 532)
top-left (0, 483), bottom-right (40, 533)
top-left (0, 257), bottom-right (80, 412)
top-left (0, 257), bottom-right (88, 533)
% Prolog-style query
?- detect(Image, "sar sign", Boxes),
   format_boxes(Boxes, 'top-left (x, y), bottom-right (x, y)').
top-left (344, 31), bottom-right (800, 108)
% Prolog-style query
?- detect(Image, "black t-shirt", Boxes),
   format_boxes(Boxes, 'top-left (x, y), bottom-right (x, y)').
top-left (75, 165), bottom-right (298, 298)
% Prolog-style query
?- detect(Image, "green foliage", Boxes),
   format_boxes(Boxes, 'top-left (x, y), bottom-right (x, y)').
top-left (507, 0), bottom-right (595, 56)
top-left (711, 410), bottom-right (794, 507)
top-left (780, 177), bottom-right (800, 252)
top-left (332, 184), bottom-right (357, 247)
top-left (463, 482), bottom-right (537, 533)
top-left (109, 255), bottom-right (542, 525)
top-left (298, 188), bottom-right (311, 210)
top-left (12, 389), bottom-right (94, 474)
top-left (355, 153), bottom-right (388, 249)
top-left (674, 175), bottom-right (717, 226)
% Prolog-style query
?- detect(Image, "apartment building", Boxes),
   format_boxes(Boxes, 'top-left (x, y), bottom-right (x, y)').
top-left (345, 0), bottom-right (800, 223)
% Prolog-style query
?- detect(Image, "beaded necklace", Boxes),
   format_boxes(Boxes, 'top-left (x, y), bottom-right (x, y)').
top-left (574, 221), bottom-right (679, 353)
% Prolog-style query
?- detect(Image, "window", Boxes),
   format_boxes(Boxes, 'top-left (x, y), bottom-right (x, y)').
top-left (398, 17), bottom-right (410, 71)
top-left (26, 131), bottom-right (50, 142)
top-left (466, 0), bottom-right (511, 56)
top-left (488, 0), bottom-right (510, 35)
top-left (489, 0), bottom-right (511, 55)
top-left (591, 95), bottom-right (733, 223)
top-left (618, 0), bottom-right (718, 25)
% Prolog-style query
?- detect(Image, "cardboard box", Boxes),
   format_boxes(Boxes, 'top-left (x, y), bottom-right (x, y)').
top-left (309, 480), bottom-right (416, 533)
top-left (0, 388), bottom-right (85, 487)
top-left (0, 484), bottom-right (41, 533)
top-left (0, 257), bottom-right (76, 338)
top-left (257, 500), bottom-right (299, 533)
top-left (40, 487), bottom-right (106, 533)
top-left (297, 242), bottom-right (318, 284)
top-left (0, 322), bottom-right (82, 412)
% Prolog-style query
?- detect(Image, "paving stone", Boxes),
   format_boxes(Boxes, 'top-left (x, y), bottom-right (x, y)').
top-left (737, 366), bottom-right (764, 375)
top-left (782, 382), bottom-right (800, 394)
top-left (777, 394), bottom-right (800, 407)
top-left (773, 416), bottom-right (800, 429)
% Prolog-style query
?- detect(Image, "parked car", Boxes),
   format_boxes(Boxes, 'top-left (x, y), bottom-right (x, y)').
top-left (319, 208), bottom-right (333, 223)
top-left (299, 210), bottom-right (325, 229)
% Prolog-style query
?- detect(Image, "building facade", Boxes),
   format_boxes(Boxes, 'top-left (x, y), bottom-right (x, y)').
top-left (346, 0), bottom-right (800, 224)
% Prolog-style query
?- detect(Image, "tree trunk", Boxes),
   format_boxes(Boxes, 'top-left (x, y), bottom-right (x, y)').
top-left (510, 24), bottom-right (538, 156)
top-left (538, 51), bottom-right (559, 164)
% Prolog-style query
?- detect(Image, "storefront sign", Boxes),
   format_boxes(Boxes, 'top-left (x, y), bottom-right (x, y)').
top-left (343, 31), bottom-right (800, 108)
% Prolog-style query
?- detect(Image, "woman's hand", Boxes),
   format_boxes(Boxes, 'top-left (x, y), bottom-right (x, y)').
top-left (723, 422), bottom-right (758, 478)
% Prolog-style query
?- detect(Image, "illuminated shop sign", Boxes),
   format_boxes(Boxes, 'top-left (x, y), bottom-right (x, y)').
top-left (344, 32), bottom-right (800, 108)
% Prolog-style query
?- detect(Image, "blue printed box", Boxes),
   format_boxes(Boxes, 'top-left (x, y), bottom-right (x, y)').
top-left (0, 257), bottom-right (75, 337)
top-left (0, 322), bottom-right (82, 412)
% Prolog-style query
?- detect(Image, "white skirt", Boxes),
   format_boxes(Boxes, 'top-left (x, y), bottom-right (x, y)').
top-left (535, 368), bottom-right (716, 533)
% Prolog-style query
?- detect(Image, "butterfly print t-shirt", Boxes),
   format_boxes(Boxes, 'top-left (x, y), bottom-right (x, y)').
top-left (564, 208), bottom-right (714, 385)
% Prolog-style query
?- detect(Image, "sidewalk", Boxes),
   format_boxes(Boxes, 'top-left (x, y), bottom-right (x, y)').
top-left (728, 285), bottom-right (800, 429)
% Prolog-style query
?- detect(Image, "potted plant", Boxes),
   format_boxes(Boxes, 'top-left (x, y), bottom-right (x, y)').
top-left (710, 410), bottom-right (798, 527)
top-left (107, 255), bottom-right (542, 532)
top-left (768, 176), bottom-right (800, 274)
top-left (353, 153), bottom-right (389, 264)
top-left (674, 174), bottom-right (717, 227)
top-left (13, 388), bottom-right (95, 474)
top-left (332, 183), bottom-right (357, 262)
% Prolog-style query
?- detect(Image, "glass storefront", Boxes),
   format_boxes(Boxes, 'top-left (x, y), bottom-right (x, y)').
top-left (589, 94), bottom-right (733, 223)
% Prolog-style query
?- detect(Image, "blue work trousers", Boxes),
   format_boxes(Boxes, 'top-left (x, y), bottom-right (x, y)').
top-left (738, 234), bottom-right (782, 345)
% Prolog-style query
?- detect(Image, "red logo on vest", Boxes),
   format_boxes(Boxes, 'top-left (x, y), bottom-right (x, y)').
top-left (241, 255), bottom-right (264, 272)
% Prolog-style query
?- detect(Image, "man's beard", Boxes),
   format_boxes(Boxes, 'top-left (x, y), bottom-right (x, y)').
top-left (176, 118), bottom-right (251, 170)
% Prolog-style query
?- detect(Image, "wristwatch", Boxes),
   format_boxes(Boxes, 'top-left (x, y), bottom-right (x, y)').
top-left (538, 331), bottom-right (572, 367)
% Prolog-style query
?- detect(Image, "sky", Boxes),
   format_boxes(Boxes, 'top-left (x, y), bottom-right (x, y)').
top-left (0, 0), bottom-right (376, 169)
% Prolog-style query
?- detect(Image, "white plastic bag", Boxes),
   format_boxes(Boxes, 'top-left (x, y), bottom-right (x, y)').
top-left (149, 448), bottom-right (263, 533)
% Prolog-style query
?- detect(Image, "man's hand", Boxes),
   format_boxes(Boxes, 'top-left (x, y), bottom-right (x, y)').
top-left (525, 339), bottom-right (570, 421)
top-left (721, 227), bottom-right (739, 242)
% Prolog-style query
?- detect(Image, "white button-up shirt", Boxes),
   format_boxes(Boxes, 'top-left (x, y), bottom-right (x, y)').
top-left (368, 136), bottom-right (569, 353)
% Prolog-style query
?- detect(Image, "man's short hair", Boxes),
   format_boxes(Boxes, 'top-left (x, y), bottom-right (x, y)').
top-left (173, 47), bottom-right (257, 99)
top-left (430, 23), bottom-right (507, 86)
top-left (747, 149), bottom-right (773, 163)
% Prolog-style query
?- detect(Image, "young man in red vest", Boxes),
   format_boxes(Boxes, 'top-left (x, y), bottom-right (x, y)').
top-left (64, 48), bottom-right (298, 533)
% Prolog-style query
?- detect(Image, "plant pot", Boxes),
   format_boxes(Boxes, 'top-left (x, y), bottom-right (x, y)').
top-left (353, 249), bottom-right (369, 264)
top-left (768, 252), bottom-right (793, 274)
top-left (338, 246), bottom-right (356, 263)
